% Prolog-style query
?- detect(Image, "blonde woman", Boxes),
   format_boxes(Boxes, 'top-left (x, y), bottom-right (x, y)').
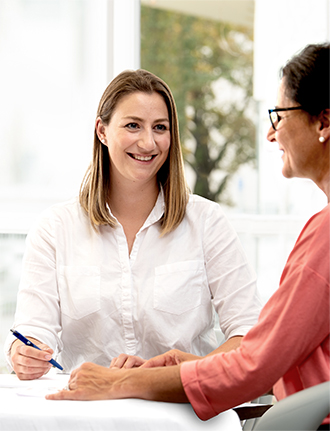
top-left (6, 69), bottom-right (261, 379)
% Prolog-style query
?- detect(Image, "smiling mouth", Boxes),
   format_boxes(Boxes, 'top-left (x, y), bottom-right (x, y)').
top-left (129, 153), bottom-right (156, 161)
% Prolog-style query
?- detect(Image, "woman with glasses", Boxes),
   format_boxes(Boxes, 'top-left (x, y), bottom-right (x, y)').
top-left (48, 43), bottom-right (330, 430)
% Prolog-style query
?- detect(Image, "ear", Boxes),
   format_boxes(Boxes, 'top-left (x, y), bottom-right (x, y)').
top-left (318, 109), bottom-right (330, 142)
top-left (95, 117), bottom-right (107, 145)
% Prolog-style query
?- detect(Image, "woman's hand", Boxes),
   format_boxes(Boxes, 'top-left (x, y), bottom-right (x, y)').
top-left (11, 338), bottom-right (54, 380)
top-left (46, 361), bottom-right (188, 403)
top-left (47, 362), bottom-right (134, 401)
top-left (109, 350), bottom-right (201, 369)
top-left (141, 349), bottom-right (202, 368)
top-left (109, 354), bottom-right (147, 369)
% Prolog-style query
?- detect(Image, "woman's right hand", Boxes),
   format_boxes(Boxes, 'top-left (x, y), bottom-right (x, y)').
top-left (141, 349), bottom-right (202, 368)
top-left (11, 338), bottom-right (54, 380)
top-left (109, 354), bottom-right (147, 369)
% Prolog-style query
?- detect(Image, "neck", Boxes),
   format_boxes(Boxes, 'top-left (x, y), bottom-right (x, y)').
top-left (321, 172), bottom-right (330, 203)
top-left (312, 144), bottom-right (330, 202)
top-left (108, 179), bottom-right (159, 221)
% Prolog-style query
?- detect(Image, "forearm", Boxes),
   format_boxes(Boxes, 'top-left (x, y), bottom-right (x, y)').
top-left (47, 362), bottom-right (189, 403)
top-left (206, 335), bottom-right (242, 356)
top-left (125, 366), bottom-right (188, 403)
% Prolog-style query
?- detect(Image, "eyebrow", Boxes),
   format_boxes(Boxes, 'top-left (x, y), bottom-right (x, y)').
top-left (123, 116), bottom-right (170, 123)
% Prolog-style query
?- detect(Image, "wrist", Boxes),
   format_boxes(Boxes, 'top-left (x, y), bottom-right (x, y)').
top-left (110, 368), bottom-right (149, 399)
top-left (113, 366), bottom-right (188, 403)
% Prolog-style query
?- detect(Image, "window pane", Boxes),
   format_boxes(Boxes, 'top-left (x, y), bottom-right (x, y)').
top-left (141, 3), bottom-right (257, 210)
top-left (0, 0), bottom-right (108, 230)
top-left (0, 0), bottom-right (108, 371)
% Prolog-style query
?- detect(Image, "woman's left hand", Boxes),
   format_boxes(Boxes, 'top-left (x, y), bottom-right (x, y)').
top-left (109, 353), bottom-right (146, 369)
top-left (46, 362), bottom-right (124, 401)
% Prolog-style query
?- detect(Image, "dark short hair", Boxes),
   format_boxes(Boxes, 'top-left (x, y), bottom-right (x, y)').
top-left (281, 43), bottom-right (330, 117)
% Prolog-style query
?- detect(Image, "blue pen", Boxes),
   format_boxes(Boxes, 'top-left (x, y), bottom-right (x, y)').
top-left (10, 329), bottom-right (63, 371)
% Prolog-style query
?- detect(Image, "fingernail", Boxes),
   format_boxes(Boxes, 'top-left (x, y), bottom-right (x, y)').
top-left (45, 354), bottom-right (52, 360)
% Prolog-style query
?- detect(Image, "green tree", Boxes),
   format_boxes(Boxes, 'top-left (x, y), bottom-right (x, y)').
top-left (141, 5), bottom-right (256, 204)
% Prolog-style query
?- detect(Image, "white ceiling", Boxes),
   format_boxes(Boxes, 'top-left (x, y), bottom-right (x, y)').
top-left (140, 0), bottom-right (255, 28)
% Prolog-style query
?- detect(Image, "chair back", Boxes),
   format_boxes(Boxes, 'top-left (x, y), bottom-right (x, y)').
top-left (254, 381), bottom-right (330, 431)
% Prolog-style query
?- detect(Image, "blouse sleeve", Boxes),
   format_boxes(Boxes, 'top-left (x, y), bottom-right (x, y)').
top-left (4, 209), bottom-right (63, 370)
top-left (203, 203), bottom-right (262, 339)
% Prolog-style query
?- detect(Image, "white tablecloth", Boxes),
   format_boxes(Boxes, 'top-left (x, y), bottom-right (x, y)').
top-left (0, 373), bottom-right (242, 431)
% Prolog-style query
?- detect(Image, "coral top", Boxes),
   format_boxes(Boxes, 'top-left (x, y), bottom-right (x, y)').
top-left (181, 204), bottom-right (330, 424)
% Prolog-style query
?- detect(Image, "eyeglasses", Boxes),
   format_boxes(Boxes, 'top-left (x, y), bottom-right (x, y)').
top-left (268, 107), bottom-right (304, 131)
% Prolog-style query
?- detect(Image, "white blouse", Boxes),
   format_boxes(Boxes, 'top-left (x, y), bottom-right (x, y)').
top-left (5, 192), bottom-right (262, 372)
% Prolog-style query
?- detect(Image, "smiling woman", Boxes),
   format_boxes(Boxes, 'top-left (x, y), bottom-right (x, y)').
top-left (80, 69), bottom-right (188, 236)
top-left (95, 91), bottom-right (171, 253)
top-left (95, 92), bottom-right (171, 196)
top-left (5, 69), bottom-right (261, 379)
top-left (267, 44), bottom-right (330, 189)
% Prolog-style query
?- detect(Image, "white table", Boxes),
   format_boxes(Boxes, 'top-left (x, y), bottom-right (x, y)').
top-left (0, 373), bottom-right (242, 431)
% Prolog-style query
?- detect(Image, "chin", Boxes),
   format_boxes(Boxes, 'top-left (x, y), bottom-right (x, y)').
top-left (281, 165), bottom-right (293, 179)
top-left (281, 158), bottom-right (292, 178)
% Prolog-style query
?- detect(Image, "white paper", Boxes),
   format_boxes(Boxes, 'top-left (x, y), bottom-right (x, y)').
top-left (0, 371), bottom-right (69, 397)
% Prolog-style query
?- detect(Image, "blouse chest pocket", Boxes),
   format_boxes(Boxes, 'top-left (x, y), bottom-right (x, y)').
top-left (59, 265), bottom-right (101, 320)
top-left (154, 260), bottom-right (205, 315)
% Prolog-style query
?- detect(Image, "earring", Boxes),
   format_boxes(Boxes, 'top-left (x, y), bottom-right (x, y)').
top-left (319, 136), bottom-right (325, 143)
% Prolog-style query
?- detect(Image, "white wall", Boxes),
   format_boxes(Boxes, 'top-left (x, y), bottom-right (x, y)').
top-left (253, 0), bottom-right (329, 217)
top-left (108, 0), bottom-right (140, 78)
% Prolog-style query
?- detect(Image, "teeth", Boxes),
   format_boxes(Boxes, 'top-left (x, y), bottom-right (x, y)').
top-left (132, 154), bottom-right (153, 161)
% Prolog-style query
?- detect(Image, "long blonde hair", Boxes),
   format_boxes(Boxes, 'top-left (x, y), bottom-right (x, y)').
top-left (79, 69), bottom-right (189, 235)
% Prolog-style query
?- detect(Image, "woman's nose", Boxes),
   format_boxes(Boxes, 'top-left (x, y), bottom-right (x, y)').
top-left (267, 124), bottom-right (276, 142)
top-left (138, 129), bottom-right (156, 151)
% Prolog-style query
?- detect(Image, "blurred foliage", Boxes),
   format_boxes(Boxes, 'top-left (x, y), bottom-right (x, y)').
top-left (141, 5), bottom-right (256, 204)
